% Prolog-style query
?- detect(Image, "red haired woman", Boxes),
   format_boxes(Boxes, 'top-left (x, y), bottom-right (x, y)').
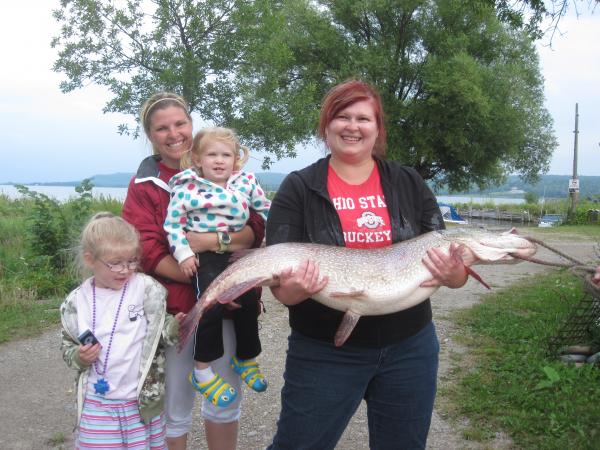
top-left (265, 80), bottom-right (468, 450)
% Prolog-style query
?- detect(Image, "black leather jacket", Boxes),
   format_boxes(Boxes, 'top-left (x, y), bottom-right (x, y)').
top-left (266, 155), bottom-right (445, 348)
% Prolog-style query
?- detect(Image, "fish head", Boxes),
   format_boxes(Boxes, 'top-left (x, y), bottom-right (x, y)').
top-left (443, 227), bottom-right (537, 264)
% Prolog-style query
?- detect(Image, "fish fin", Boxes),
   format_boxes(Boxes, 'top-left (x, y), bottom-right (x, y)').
top-left (334, 310), bottom-right (361, 347)
top-left (330, 289), bottom-right (366, 299)
top-left (465, 266), bottom-right (491, 290)
top-left (450, 244), bottom-right (490, 289)
top-left (226, 301), bottom-right (242, 310)
top-left (215, 277), bottom-right (271, 304)
top-left (450, 243), bottom-right (469, 263)
top-left (178, 303), bottom-right (205, 352)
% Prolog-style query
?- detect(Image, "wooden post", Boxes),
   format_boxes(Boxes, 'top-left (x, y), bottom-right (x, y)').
top-left (569, 103), bottom-right (579, 219)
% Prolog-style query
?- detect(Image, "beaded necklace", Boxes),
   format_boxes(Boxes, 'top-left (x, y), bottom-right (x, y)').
top-left (91, 278), bottom-right (128, 395)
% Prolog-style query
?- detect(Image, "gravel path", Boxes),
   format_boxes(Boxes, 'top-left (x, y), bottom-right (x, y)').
top-left (1, 231), bottom-right (596, 450)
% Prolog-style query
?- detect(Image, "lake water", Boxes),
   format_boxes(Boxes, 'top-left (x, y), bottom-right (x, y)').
top-left (0, 185), bottom-right (525, 205)
top-left (436, 195), bottom-right (524, 205)
top-left (0, 184), bottom-right (129, 202)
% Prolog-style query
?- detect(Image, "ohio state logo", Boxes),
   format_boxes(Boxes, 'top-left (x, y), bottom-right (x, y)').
top-left (356, 211), bottom-right (384, 229)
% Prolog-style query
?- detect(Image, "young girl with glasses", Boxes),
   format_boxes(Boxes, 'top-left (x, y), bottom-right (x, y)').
top-left (60, 212), bottom-right (184, 449)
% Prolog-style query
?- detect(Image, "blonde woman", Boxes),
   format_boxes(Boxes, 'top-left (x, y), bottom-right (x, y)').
top-left (123, 93), bottom-right (265, 450)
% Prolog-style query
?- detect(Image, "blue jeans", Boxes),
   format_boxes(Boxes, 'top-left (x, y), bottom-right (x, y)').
top-left (267, 321), bottom-right (439, 450)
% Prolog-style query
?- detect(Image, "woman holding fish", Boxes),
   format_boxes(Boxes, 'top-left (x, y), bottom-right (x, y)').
top-left (265, 80), bottom-right (469, 450)
top-left (122, 92), bottom-right (265, 450)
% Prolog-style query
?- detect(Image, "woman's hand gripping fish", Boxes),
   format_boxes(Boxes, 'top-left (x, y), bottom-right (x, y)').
top-left (179, 228), bottom-right (537, 348)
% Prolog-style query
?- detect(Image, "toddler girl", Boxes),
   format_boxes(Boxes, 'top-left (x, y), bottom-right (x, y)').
top-left (164, 127), bottom-right (270, 407)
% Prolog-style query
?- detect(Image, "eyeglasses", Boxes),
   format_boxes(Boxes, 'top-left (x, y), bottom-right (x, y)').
top-left (98, 259), bottom-right (139, 273)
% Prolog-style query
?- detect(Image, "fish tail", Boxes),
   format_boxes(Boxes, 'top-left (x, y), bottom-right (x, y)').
top-left (178, 276), bottom-right (271, 351)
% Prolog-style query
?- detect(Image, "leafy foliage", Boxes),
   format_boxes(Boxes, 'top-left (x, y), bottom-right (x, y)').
top-left (235, 0), bottom-right (556, 190)
top-left (52, 0), bottom-right (251, 137)
top-left (12, 180), bottom-right (96, 297)
top-left (0, 188), bottom-right (124, 341)
top-left (15, 179), bottom-right (94, 269)
top-left (564, 201), bottom-right (600, 225)
top-left (524, 191), bottom-right (540, 204)
top-left (486, 0), bottom-right (600, 43)
top-left (52, 0), bottom-right (557, 189)
top-left (15, 185), bottom-right (70, 270)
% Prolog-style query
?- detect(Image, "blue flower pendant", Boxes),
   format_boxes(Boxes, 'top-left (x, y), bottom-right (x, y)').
top-left (94, 378), bottom-right (110, 395)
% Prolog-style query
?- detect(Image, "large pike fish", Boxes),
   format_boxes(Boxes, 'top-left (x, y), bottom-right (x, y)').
top-left (180, 228), bottom-right (537, 347)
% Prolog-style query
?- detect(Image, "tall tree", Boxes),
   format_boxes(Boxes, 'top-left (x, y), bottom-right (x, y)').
top-left (52, 0), bottom-right (560, 190)
top-left (52, 0), bottom-right (249, 136)
top-left (490, 0), bottom-right (599, 41)
top-left (228, 0), bottom-right (557, 190)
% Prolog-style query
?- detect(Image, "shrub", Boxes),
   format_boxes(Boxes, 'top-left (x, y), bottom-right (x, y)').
top-left (524, 192), bottom-right (539, 204)
top-left (15, 179), bottom-right (94, 270)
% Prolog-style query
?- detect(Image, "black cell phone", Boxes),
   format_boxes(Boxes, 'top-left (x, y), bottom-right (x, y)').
top-left (77, 329), bottom-right (99, 346)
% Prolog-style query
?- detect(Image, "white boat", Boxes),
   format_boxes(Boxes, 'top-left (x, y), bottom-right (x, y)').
top-left (538, 214), bottom-right (563, 228)
top-left (438, 203), bottom-right (469, 225)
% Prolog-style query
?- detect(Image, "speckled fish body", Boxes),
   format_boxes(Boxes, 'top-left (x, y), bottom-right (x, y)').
top-left (180, 228), bottom-right (536, 347)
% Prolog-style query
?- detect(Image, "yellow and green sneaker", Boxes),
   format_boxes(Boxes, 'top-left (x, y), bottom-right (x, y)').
top-left (230, 356), bottom-right (268, 392)
top-left (189, 371), bottom-right (237, 407)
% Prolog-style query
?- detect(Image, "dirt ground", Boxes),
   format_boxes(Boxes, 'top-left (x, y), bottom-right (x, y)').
top-left (0, 230), bottom-right (597, 450)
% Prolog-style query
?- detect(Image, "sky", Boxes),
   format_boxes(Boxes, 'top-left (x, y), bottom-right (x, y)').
top-left (1, 2), bottom-right (598, 184)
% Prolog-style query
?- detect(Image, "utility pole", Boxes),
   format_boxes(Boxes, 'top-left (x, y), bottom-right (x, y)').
top-left (568, 103), bottom-right (579, 218)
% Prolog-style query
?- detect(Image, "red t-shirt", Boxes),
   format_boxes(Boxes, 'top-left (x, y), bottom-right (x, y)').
top-left (327, 164), bottom-right (392, 249)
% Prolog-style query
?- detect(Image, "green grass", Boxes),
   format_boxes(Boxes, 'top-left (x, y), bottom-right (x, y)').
top-left (443, 270), bottom-right (600, 449)
top-left (46, 431), bottom-right (66, 447)
top-left (0, 189), bottom-right (123, 344)
top-left (0, 294), bottom-right (63, 343)
top-left (2, 187), bottom-right (599, 448)
top-left (0, 198), bottom-right (67, 343)
top-left (529, 224), bottom-right (600, 240)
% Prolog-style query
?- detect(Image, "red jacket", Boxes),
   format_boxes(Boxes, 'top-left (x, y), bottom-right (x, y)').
top-left (123, 155), bottom-right (265, 315)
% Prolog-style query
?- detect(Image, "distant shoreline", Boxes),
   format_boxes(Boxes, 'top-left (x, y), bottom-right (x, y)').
top-left (0, 184), bottom-right (530, 205)
top-left (0, 171), bottom-right (288, 191)
top-left (0, 185), bottom-right (130, 202)
top-left (1, 182), bottom-right (129, 188)
top-left (2, 172), bottom-right (599, 199)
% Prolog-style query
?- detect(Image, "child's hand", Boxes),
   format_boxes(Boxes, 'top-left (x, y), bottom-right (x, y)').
top-left (179, 256), bottom-right (198, 278)
top-left (174, 312), bottom-right (186, 323)
top-left (79, 343), bottom-right (101, 365)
